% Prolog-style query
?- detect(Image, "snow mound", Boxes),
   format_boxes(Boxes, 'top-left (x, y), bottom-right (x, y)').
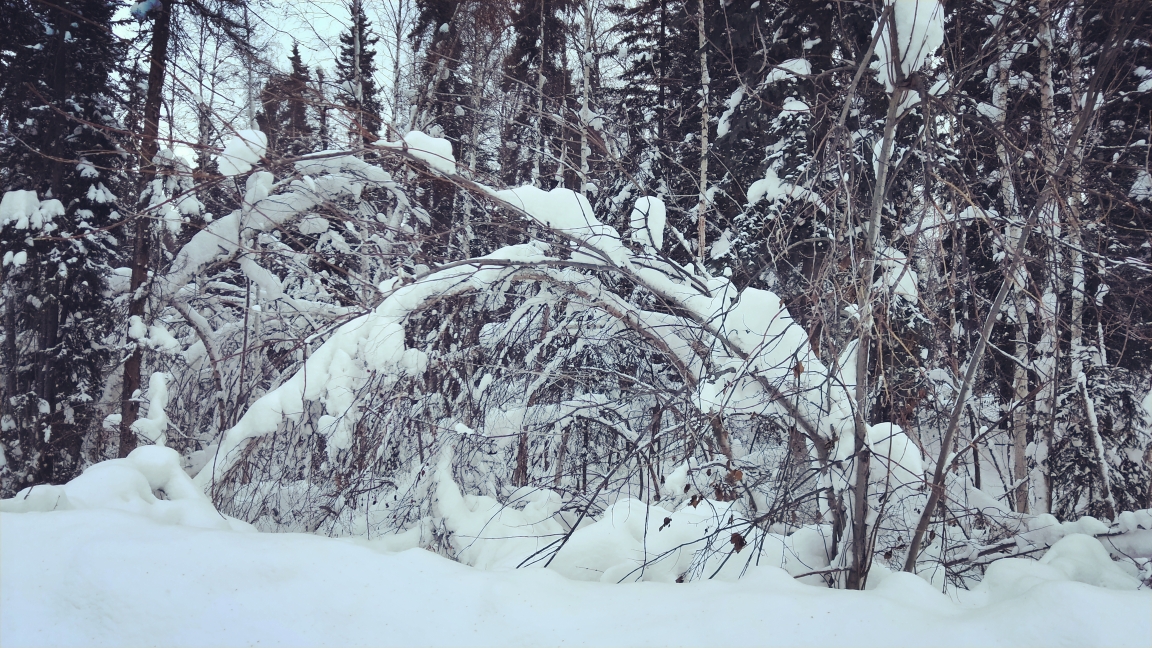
top-left (866, 422), bottom-right (923, 486)
top-left (3, 500), bottom-right (1149, 647)
top-left (217, 130), bottom-right (267, 177)
top-left (764, 58), bottom-right (811, 84)
top-left (0, 190), bottom-right (39, 228)
top-left (0, 446), bottom-right (251, 532)
top-left (981, 534), bottom-right (1141, 602)
top-left (873, 0), bottom-right (945, 92)
top-left (379, 130), bottom-right (456, 175)
top-left (629, 196), bottom-right (666, 249)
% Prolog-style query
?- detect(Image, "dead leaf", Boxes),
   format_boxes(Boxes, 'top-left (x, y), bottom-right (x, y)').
top-left (731, 532), bottom-right (747, 553)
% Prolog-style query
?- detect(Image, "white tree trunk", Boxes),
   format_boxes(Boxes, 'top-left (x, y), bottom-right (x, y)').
top-left (696, 0), bottom-right (709, 263)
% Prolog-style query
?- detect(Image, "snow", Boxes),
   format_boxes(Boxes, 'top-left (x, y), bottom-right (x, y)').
top-left (379, 130), bottom-right (456, 175)
top-left (764, 58), bottom-right (811, 84)
top-left (129, 0), bottom-right (161, 20)
top-left (216, 130), bottom-right (267, 177)
top-left (130, 372), bottom-right (170, 446)
top-left (628, 196), bottom-right (666, 249)
top-left (0, 446), bottom-right (250, 532)
top-left (782, 97), bottom-right (810, 113)
top-left (3, 463), bottom-right (1149, 647)
top-left (1130, 170), bottom-right (1152, 202)
top-left (873, 0), bottom-right (945, 93)
top-left (710, 227), bottom-right (734, 260)
top-left (0, 190), bottom-right (41, 229)
top-left (746, 167), bottom-right (827, 213)
top-left (716, 86), bottom-right (744, 138)
top-left (875, 245), bottom-right (919, 303)
top-left (866, 423), bottom-right (923, 487)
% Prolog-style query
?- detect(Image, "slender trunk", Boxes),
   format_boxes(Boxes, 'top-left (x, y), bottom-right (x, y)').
top-left (1079, 375), bottom-right (1117, 519)
top-left (244, 6), bottom-right (255, 126)
top-left (579, 0), bottom-right (593, 197)
top-left (353, 0), bottom-right (364, 151)
top-left (120, 0), bottom-right (172, 457)
top-left (1032, 0), bottom-right (1060, 514)
top-left (531, 0), bottom-right (547, 187)
top-left (991, 36), bottom-right (1031, 514)
top-left (696, 0), bottom-right (709, 263)
top-left (390, 1), bottom-right (406, 134)
top-left (843, 8), bottom-right (910, 589)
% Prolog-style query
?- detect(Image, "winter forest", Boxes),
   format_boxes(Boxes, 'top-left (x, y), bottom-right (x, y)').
top-left (2, 0), bottom-right (1152, 645)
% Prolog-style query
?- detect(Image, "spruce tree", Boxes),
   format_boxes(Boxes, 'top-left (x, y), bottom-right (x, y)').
top-left (335, 1), bottom-right (383, 148)
top-left (499, 0), bottom-right (577, 188)
top-left (256, 43), bottom-right (316, 161)
top-left (0, 0), bottom-right (126, 494)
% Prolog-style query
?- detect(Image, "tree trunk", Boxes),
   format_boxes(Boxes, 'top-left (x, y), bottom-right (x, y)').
top-left (120, 0), bottom-right (171, 458)
top-left (696, 0), bottom-right (709, 263)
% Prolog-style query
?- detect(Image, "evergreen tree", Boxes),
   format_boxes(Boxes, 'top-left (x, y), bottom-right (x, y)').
top-left (335, 1), bottom-right (383, 148)
top-left (499, 0), bottom-right (577, 188)
top-left (256, 43), bottom-right (316, 161)
top-left (0, 0), bottom-right (126, 495)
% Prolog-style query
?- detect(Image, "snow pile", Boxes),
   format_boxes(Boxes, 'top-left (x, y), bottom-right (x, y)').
top-left (716, 87), bottom-right (744, 138)
top-left (866, 423), bottom-right (923, 487)
top-left (216, 129), bottom-right (267, 176)
top-left (628, 195), bottom-right (666, 249)
top-left (764, 58), bottom-right (811, 84)
top-left (873, 0), bottom-right (945, 92)
top-left (130, 372), bottom-right (170, 446)
top-left (0, 446), bottom-right (250, 532)
top-left (422, 448), bottom-right (832, 583)
top-left (1130, 170), bottom-right (1152, 202)
top-left (379, 130), bottom-right (456, 175)
top-left (0, 191), bottom-right (62, 233)
top-left (746, 166), bottom-right (826, 213)
top-left (3, 476), bottom-right (1149, 647)
top-left (191, 178), bottom-right (860, 496)
top-left (978, 534), bottom-right (1141, 603)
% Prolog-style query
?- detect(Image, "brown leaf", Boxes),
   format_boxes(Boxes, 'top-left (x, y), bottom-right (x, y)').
top-left (689, 495), bottom-right (701, 508)
top-left (793, 361), bottom-right (804, 379)
top-left (730, 532), bottom-right (747, 553)
top-left (659, 516), bottom-right (672, 531)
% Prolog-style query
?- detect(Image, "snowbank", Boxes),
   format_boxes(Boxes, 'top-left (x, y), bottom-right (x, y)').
top-left (3, 455), bottom-right (1149, 647)
top-left (1, 446), bottom-right (250, 532)
top-left (2, 507), bottom-right (1147, 647)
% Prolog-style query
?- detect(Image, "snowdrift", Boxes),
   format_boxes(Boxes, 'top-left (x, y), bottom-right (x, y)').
top-left (2, 450), bottom-right (1149, 647)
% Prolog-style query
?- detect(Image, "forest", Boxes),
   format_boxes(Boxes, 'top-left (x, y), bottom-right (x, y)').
top-left (1, 0), bottom-right (1151, 618)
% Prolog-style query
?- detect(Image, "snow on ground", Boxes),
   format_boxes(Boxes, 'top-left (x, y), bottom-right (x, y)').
top-left (2, 450), bottom-right (1149, 647)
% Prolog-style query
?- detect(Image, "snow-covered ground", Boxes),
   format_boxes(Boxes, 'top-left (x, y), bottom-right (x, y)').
top-left (2, 450), bottom-right (1149, 647)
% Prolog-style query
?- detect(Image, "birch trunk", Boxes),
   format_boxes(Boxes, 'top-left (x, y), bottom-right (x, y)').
top-left (579, 0), bottom-right (593, 198)
top-left (991, 36), bottom-right (1031, 514)
top-left (1031, 0), bottom-right (1061, 514)
top-left (696, 0), bottom-right (709, 263)
top-left (532, 0), bottom-right (546, 187)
